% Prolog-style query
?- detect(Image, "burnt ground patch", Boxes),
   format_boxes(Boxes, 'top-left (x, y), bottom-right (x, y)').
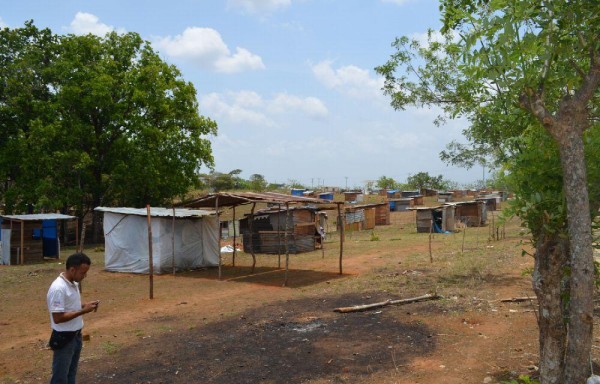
top-left (79, 292), bottom-right (437, 383)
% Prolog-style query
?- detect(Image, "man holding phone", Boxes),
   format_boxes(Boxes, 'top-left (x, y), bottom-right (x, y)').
top-left (47, 252), bottom-right (100, 384)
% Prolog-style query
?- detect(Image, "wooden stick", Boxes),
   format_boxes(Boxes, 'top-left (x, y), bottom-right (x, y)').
top-left (428, 219), bottom-right (433, 263)
top-left (333, 293), bottom-right (441, 313)
top-left (232, 206), bottom-right (237, 267)
top-left (338, 203), bottom-right (344, 275)
top-left (249, 202), bottom-right (256, 273)
top-left (171, 206), bottom-right (176, 276)
top-left (283, 202), bottom-right (290, 287)
top-left (216, 196), bottom-right (222, 279)
top-left (499, 296), bottom-right (537, 303)
top-left (146, 205), bottom-right (154, 300)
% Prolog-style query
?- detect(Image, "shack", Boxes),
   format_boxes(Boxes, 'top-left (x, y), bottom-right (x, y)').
top-left (239, 207), bottom-right (324, 254)
top-left (412, 206), bottom-right (456, 233)
top-left (344, 191), bottom-right (364, 203)
top-left (476, 196), bottom-right (500, 211)
top-left (452, 201), bottom-right (487, 227)
top-left (389, 198), bottom-right (413, 212)
top-left (438, 192), bottom-right (454, 202)
top-left (0, 214), bottom-right (77, 265)
top-left (179, 191), bottom-right (344, 286)
top-left (95, 207), bottom-right (219, 274)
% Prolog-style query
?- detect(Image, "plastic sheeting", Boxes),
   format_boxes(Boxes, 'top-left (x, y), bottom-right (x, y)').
top-left (1, 229), bottom-right (10, 265)
top-left (102, 212), bottom-right (219, 274)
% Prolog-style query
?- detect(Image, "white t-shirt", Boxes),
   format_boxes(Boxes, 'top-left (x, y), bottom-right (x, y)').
top-left (47, 273), bottom-right (83, 332)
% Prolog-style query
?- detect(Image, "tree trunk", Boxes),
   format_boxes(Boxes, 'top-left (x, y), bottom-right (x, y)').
top-left (532, 233), bottom-right (568, 384)
top-left (557, 128), bottom-right (594, 383)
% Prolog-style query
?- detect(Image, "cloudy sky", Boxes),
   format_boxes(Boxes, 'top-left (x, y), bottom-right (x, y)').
top-left (1, 0), bottom-right (486, 189)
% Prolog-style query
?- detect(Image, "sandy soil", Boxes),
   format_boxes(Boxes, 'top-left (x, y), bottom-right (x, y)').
top-left (1, 211), bottom-right (594, 384)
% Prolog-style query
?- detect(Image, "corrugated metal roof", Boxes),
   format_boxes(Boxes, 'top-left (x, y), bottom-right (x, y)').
top-left (180, 192), bottom-right (338, 208)
top-left (94, 207), bottom-right (215, 218)
top-left (0, 213), bottom-right (76, 221)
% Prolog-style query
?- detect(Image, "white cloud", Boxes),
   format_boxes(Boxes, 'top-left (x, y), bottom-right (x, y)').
top-left (201, 92), bottom-right (274, 127)
top-left (227, 0), bottom-right (292, 15)
top-left (269, 93), bottom-right (328, 119)
top-left (69, 12), bottom-right (125, 36)
top-left (311, 60), bottom-right (384, 100)
top-left (200, 90), bottom-right (328, 127)
top-left (381, 0), bottom-right (413, 5)
top-left (155, 27), bottom-right (265, 73)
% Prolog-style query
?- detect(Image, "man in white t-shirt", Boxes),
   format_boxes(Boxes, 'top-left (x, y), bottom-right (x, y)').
top-left (47, 253), bottom-right (99, 384)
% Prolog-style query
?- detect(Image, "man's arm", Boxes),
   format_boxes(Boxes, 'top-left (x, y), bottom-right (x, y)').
top-left (52, 301), bottom-right (99, 324)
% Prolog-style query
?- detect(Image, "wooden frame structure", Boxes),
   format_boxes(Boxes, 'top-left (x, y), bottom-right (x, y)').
top-left (0, 213), bottom-right (78, 265)
top-left (180, 192), bottom-right (345, 286)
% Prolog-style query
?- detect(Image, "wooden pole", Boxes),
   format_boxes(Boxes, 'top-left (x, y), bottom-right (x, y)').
top-left (277, 204), bottom-right (282, 268)
top-left (55, 220), bottom-right (60, 260)
top-left (216, 196), bottom-right (222, 280)
top-left (232, 206), bottom-right (237, 267)
top-left (337, 203), bottom-right (344, 275)
top-left (284, 202), bottom-right (290, 286)
top-left (20, 220), bottom-right (24, 265)
top-left (172, 206), bottom-right (176, 276)
top-left (429, 219), bottom-right (433, 263)
top-left (74, 218), bottom-right (79, 254)
top-left (461, 222), bottom-right (467, 255)
top-left (249, 203), bottom-right (256, 273)
top-left (146, 205), bottom-right (154, 300)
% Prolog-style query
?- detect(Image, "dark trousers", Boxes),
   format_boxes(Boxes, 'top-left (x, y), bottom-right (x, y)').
top-left (50, 333), bottom-right (82, 384)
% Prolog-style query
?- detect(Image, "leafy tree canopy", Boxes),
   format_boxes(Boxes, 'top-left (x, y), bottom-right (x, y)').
top-left (0, 21), bottom-right (217, 216)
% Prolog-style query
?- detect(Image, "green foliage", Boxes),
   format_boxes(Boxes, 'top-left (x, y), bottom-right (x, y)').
top-left (248, 174), bottom-right (268, 192)
top-left (370, 231), bottom-right (380, 241)
top-left (501, 375), bottom-right (540, 384)
top-left (287, 179), bottom-right (306, 189)
top-left (375, 176), bottom-right (398, 190)
top-left (0, 22), bottom-right (216, 213)
top-left (406, 171), bottom-right (450, 191)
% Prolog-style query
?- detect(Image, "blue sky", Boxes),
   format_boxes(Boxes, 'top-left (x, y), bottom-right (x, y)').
top-left (1, 0), bottom-right (486, 189)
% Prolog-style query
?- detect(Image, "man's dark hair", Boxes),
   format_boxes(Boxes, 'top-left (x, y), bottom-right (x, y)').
top-left (66, 253), bottom-right (91, 269)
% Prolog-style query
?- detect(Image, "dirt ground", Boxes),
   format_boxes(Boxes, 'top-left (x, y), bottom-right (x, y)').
top-left (1, 211), bottom-right (598, 383)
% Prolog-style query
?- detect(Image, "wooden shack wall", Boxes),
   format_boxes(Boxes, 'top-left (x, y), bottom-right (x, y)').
top-left (364, 208), bottom-right (376, 230)
top-left (242, 209), bottom-right (318, 254)
top-left (2, 220), bottom-right (44, 264)
top-left (455, 204), bottom-right (484, 227)
top-left (443, 206), bottom-right (455, 232)
top-left (416, 210), bottom-right (433, 233)
top-left (374, 204), bottom-right (390, 225)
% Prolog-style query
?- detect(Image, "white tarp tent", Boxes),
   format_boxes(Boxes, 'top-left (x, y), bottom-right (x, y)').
top-left (95, 207), bottom-right (219, 274)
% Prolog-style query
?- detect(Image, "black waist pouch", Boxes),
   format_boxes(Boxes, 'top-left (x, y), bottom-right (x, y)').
top-left (48, 330), bottom-right (79, 351)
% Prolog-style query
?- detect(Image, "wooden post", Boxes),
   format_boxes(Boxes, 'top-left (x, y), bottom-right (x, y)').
top-left (429, 219), bottom-right (433, 263)
top-left (75, 218), bottom-right (79, 254)
top-left (249, 203), bottom-right (256, 273)
top-left (337, 203), bottom-right (344, 275)
top-left (146, 205), bottom-right (154, 300)
top-left (277, 204), bottom-right (282, 268)
top-left (232, 206), bottom-right (237, 267)
top-left (284, 203), bottom-right (290, 286)
top-left (55, 220), bottom-right (60, 260)
top-left (461, 222), bottom-right (467, 255)
top-left (172, 206), bottom-right (176, 276)
top-left (216, 196), bottom-right (222, 280)
top-left (20, 220), bottom-right (24, 265)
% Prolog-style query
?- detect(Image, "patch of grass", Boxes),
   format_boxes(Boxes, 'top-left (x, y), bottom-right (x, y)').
top-left (101, 341), bottom-right (120, 355)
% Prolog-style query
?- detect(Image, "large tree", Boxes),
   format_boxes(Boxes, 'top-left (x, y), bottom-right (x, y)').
top-left (0, 22), bottom-right (216, 240)
top-left (406, 171), bottom-right (450, 191)
top-left (376, 1), bottom-right (600, 382)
